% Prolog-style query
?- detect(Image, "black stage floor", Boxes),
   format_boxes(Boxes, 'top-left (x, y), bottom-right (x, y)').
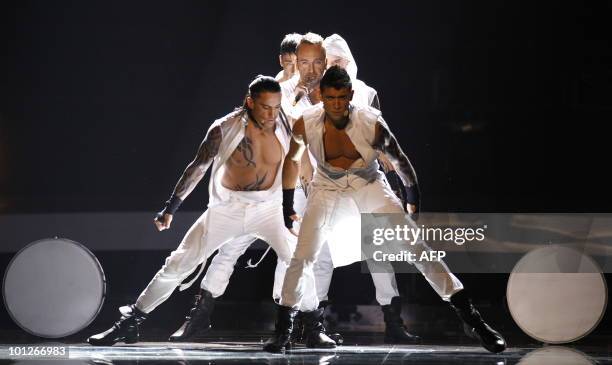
top-left (1, 334), bottom-right (611, 365)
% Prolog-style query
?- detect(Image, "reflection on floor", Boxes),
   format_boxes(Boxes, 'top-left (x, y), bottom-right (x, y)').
top-left (1, 340), bottom-right (611, 365)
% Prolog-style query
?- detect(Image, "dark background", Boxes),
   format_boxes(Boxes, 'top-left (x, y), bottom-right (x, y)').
top-left (1, 0), bottom-right (610, 215)
top-left (0, 0), bottom-right (611, 344)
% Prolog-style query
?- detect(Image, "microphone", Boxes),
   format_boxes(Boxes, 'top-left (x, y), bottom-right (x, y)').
top-left (343, 104), bottom-right (353, 117)
top-left (293, 89), bottom-right (306, 106)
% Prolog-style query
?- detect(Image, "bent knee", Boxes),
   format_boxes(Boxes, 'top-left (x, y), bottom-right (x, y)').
top-left (160, 250), bottom-right (201, 276)
top-left (372, 202), bottom-right (404, 214)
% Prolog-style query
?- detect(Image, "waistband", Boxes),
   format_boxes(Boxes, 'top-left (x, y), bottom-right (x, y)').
top-left (317, 159), bottom-right (380, 182)
top-left (223, 186), bottom-right (282, 204)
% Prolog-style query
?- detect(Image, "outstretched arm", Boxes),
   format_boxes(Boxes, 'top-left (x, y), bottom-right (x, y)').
top-left (171, 125), bottom-right (222, 199)
top-left (154, 125), bottom-right (222, 231)
top-left (374, 119), bottom-right (420, 213)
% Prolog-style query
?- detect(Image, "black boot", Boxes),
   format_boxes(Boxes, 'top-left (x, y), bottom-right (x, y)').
top-left (263, 305), bottom-right (299, 353)
top-left (87, 304), bottom-right (147, 346)
top-left (302, 308), bottom-right (337, 349)
top-left (449, 290), bottom-right (506, 353)
top-left (326, 332), bottom-right (344, 346)
top-left (318, 300), bottom-right (343, 345)
top-left (290, 311), bottom-right (304, 343)
top-left (381, 297), bottom-right (421, 344)
top-left (169, 289), bottom-right (215, 342)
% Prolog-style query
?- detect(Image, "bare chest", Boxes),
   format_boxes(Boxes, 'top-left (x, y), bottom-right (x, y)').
top-left (323, 126), bottom-right (361, 162)
top-left (228, 128), bottom-right (283, 168)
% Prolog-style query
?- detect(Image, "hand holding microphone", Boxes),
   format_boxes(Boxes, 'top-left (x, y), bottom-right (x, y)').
top-left (293, 84), bottom-right (309, 106)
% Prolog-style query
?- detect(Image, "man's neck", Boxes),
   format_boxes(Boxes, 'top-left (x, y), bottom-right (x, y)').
top-left (249, 118), bottom-right (275, 133)
top-left (325, 115), bottom-right (350, 130)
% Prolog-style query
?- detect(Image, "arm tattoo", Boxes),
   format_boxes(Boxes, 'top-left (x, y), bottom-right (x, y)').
top-left (172, 125), bottom-right (222, 199)
top-left (236, 135), bottom-right (256, 167)
top-left (374, 123), bottom-right (418, 187)
top-left (235, 171), bottom-right (268, 191)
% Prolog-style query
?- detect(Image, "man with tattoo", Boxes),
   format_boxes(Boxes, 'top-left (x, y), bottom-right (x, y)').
top-left (166, 32), bottom-right (408, 346)
top-left (86, 76), bottom-right (301, 346)
top-left (162, 33), bottom-right (326, 345)
top-left (280, 32), bottom-right (420, 344)
top-left (275, 33), bottom-right (301, 83)
top-left (167, 33), bottom-right (335, 347)
top-left (263, 66), bottom-right (506, 354)
top-left (315, 33), bottom-right (421, 344)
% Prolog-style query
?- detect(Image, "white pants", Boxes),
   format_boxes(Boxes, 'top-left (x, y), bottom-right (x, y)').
top-left (135, 190), bottom-right (293, 313)
top-left (200, 188), bottom-right (401, 305)
top-left (280, 177), bottom-right (464, 311)
top-left (314, 241), bottom-right (400, 306)
top-left (200, 188), bottom-right (306, 301)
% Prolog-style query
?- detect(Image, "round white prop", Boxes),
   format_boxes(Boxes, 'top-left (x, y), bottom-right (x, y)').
top-left (507, 245), bottom-right (607, 344)
top-left (3, 237), bottom-right (106, 338)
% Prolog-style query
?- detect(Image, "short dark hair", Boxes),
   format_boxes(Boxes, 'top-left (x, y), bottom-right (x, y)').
top-left (280, 33), bottom-right (301, 55)
top-left (320, 65), bottom-right (352, 92)
top-left (242, 75), bottom-right (280, 108)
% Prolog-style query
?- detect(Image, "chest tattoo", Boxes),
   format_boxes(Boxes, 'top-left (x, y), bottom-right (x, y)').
top-left (236, 135), bottom-right (256, 167)
top-left (235, 171), bottom-right (268, 191)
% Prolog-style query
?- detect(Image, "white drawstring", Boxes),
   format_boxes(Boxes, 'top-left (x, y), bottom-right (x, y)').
top-left (245, 246), bottom-right (272, 268)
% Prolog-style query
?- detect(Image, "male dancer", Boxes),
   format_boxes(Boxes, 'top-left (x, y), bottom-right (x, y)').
top-left (316, 33), bottom-right (418, 343)
top-left (263, 66), bottom-right (506, 354)
top-left (169, 33), bottom-right (407, 346)
top-left (170, 33), bottom-right (329, 347)
top-left (283, 33), bottom-right (419, 344)
top-left (87, 76), bottom-right (299, 346)
top-left (165, 34), bottom-right (322, 345)
top-left (275, 33), bottom-right (301, 83)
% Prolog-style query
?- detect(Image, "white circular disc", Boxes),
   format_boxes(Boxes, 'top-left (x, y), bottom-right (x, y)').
top-left (507, 245), bottom-right (607, 344)
top-left (3, 238), bottom-right (106, 338)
